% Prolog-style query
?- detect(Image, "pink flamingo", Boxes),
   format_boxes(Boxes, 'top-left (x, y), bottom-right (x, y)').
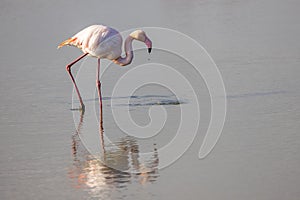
top-left (58, 25), bottom-right (152, 111)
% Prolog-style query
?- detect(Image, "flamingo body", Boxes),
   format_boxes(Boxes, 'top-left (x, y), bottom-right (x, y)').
top-left (58, 24), bottom-right (152, 110)
top-left (63, 25), bottom-right (122, 59)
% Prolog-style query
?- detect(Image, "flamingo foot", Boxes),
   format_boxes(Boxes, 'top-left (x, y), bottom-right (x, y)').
top-left (79, 104), bottom-right (85, 114)
top-left (70, 104), bottom-right (85, 114)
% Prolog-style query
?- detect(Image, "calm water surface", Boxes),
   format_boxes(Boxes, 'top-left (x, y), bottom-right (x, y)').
top-left (1, 0), bottom-right (300, 199)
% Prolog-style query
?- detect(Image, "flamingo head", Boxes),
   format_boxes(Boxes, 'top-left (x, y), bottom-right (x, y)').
top-left (130, 30), bottom-right (152, 53)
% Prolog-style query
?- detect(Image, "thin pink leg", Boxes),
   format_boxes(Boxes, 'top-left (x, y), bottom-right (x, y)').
top-left (96, 59), bottom-right (103, 121)
top-left (66, 53), bottom-right (88, 110)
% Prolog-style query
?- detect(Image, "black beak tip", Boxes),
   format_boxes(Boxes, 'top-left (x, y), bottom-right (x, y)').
top-left (148, 48), bottom-right (152, 54)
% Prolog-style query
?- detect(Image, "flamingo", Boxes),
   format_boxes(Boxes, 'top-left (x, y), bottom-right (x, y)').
top-left (58, 25), bottom-right (152, 111)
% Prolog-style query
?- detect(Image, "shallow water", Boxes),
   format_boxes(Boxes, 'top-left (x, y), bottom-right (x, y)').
top-left (1, 0), bottom-right (300, 199)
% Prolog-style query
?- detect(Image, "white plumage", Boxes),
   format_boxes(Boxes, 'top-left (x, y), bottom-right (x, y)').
top-left (58, 24), bottom-right (152, 110)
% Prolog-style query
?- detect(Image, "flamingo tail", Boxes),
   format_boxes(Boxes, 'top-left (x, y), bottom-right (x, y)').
top-left (57, 37), bottom-right (77, 49)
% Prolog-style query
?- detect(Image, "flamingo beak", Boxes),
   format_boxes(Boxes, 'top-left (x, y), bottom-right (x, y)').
top-left (145, 37), bottom-right (152, 54)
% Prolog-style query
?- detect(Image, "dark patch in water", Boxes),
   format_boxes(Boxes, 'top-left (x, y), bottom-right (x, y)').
top-left (128, 99), bottom-right (183, 107)
top-left (76, 95), bottom-right (187, 106)
top-left (113, 95), bottom-right (185, 107)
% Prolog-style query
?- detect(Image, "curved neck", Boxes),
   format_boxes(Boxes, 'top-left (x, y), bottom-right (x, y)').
top-left (113, 36), bottom-right (134, 66)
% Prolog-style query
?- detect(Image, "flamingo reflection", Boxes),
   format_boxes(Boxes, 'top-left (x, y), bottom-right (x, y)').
top-left (68, 105), bottom-right (159, 198)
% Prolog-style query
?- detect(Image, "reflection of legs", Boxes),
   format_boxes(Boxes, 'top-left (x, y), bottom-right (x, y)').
top-left (66, 53), bottom-right (88, 110)
top-left (72, 111), bottom-right (84, 156)
top-left (96, 59), bottom-right (103, 129)
top-left (97, 59), bottom-right (105, 156)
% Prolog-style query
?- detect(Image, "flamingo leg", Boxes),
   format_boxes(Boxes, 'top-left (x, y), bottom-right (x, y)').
top-left (96, 58), bottom-right (103, 123)
top-left (66, 53), bottom-right (88, 110)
